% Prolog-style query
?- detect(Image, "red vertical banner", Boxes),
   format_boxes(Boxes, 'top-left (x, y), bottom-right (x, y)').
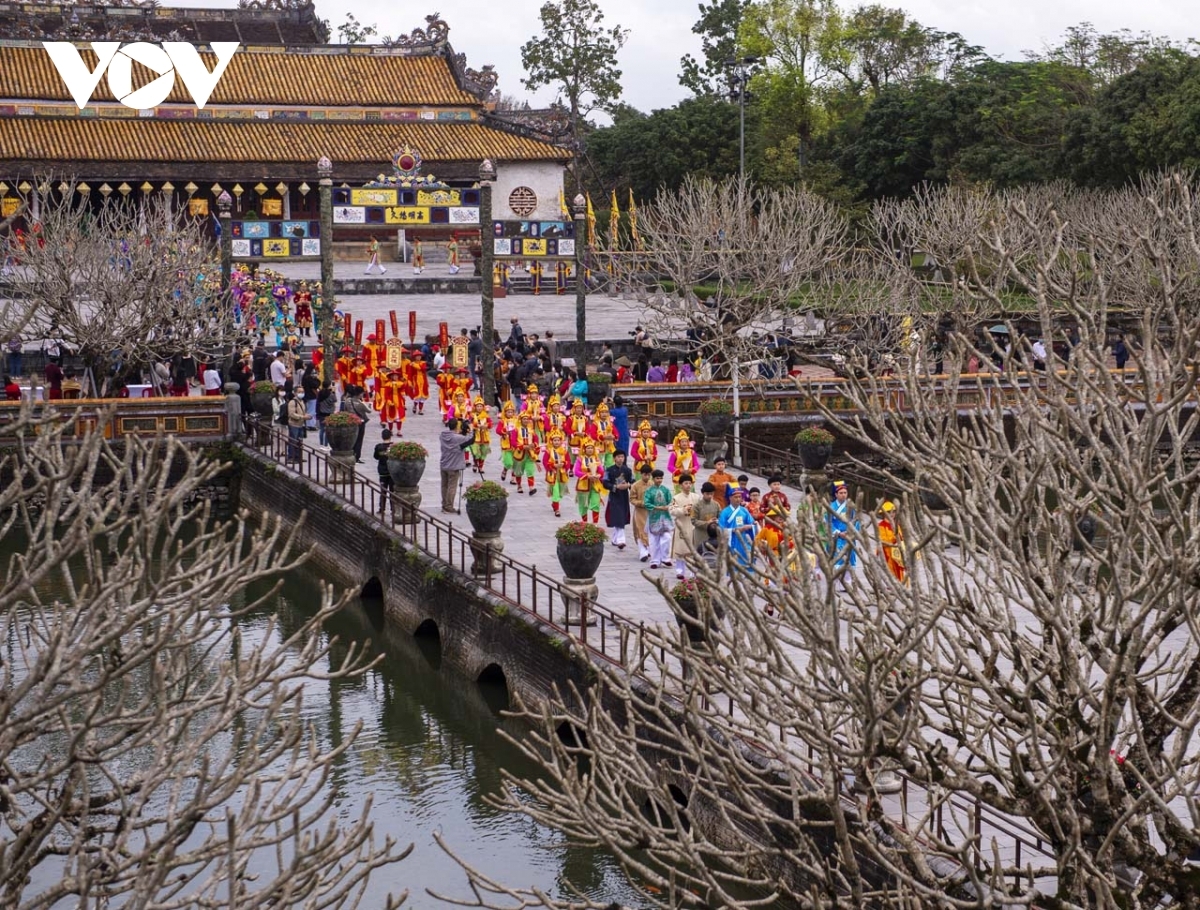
top-left (408, 310), bottom-right (417, 344)
top-left (343, 312), bottom-right (352, 343)
top-left (375, 319), bottom-right (386, 343)
top-left (354, 320), bottom-right (363, 347)
top-left (389, 310), bottom-right (399, 338)
top-left (439, 322), bottom-right (449, 352)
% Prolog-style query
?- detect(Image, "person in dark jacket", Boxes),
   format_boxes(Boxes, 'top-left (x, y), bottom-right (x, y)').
top-left (251, 342), bottom-right (270, 382)
top-left (602, 450), bottom-right (635, 549)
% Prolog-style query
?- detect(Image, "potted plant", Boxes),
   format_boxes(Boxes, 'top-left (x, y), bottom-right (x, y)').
top-left (555, 520), bottom-right (607, 579)
top-left (464, 480), bottom-right (508, 533)
top-left (795, 425), bottom-right (834, 471)
top-left (670, 577), bottom-right (723, 645)
top-left (386, 441), bottom-right (428, 488)
top-left (248, 379), bottom-right (277, 418)
top-left (586, 372), bottom-right (612, 406)
top-left (698, 398), bottom-right (734, 438)
top-left (322, 410), bottom-right (362, 455)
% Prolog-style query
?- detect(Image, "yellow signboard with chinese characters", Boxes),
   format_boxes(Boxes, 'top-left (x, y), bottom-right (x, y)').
top-left (417, 188), bottom-right (461, 206)
top-left (384, 206), bottom-right (430, 224)
top-left (523, 238), bottom-right (548, 256)
top-left (262, 238), bottom-right (291, 257)
top-left (351, 188), bottom-right (398, 206)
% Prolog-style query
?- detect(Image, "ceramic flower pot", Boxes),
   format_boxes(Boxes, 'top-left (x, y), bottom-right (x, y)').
top-left (556, 541), bottom-right (605, 580)
top-left (797, 441), bottom-right (832, 471)
top-left (466, 497), bottom-right (508, 534)
top-left (388, 457), bottom-right (426, 489)
top-left (325, 424), bottom-right (358, 455)
top-left (250, 392), bottom-right (275, 419)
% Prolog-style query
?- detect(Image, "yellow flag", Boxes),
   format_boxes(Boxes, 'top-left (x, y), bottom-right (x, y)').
top-left (558, 187), bottom-right (570, 220)
top-left (628, 188), bottom-right (641, 250)
top-left (609, 189), bottom-right (620, 250)
top-left (586, 193), bottom-right (596, 247)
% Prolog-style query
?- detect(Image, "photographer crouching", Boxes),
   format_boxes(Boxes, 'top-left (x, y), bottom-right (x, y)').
top-left (439, 417), bottom-right (475, 514)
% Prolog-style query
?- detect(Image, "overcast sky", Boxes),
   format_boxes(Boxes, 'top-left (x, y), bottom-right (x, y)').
top-left (191, 0), bottom-right (1194, 113)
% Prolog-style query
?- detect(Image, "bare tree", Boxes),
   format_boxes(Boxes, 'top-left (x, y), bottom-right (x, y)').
top-left (0, 410), bottom-right (408, 908)
top-left (1, 185), bottom-right (236, 393)
top-left (441, 174), bottom-right (1200, 909)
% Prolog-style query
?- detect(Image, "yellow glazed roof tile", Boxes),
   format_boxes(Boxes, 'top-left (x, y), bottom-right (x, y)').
top-left (0, 117), bottom-right (570, 163)
top-left (0, 45), bottom-right (478, 107)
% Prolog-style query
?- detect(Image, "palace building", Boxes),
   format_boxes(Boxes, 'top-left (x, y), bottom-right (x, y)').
top-left (0, 0), bottom-right (572, 258)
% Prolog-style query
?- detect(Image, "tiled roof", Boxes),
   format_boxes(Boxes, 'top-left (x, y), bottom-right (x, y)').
top-left (0, 117), bottom-right (570, 164)
top-left (0, 45), bottom-right (478, 107)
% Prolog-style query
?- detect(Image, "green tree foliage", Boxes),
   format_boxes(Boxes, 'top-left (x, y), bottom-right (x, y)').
top-left (521, 0), bottom-right (629, 191)
top-left (336, 13), bottom-right (377, 44)
top-left (1061, 52), bottom-right (1200, 186)
top-left (679, 0), bottom-right (749, 96)
top-left (584, 97), bottom-right (742, 199)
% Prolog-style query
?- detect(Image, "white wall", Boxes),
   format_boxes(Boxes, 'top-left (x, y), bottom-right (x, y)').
top-left (492, 162), bottom-right (568, 221)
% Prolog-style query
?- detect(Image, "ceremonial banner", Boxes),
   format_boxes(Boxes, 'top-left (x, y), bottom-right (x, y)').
top-left (385, 338), bottom-right (406, 368)
top-left (450, 336), bottom-right (469, 368)
top-left (354, 320), bottom-right (363, 347)
top-left (390, 310), bottom-right (399, 338)
top-left (439, 322), bottom-right (449, 353)
top-left (408, 310), bottom-right (417, 344)
top-left (375, 319), bottom-right (386, 343)
top-left (343, 312), bottom-right (352, 342)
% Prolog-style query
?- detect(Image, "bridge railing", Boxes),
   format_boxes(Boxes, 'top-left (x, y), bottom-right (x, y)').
top-left (242, 421), bottom-right (644, 670)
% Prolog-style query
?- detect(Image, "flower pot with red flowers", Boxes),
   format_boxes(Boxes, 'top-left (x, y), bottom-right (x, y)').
top-left (248, 379), bottom-right (278, 418)
top-left (795, 426), bottom-right (834, 471)
top-left (555, 521), bottom-right (606, 579)
top-left (464, 480), bottom-right (509, 534)
top-left (670, 577), bottom-right (723, 645)
top-left (386, 441), bottom-right (428, 488)
top-left (323, 410), bottom-right (362, 456)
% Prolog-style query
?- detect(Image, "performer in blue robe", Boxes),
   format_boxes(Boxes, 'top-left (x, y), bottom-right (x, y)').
top-left (719, 487), bottom-right (757, 570)
top-left (827, 480), bottom-right (859, 568)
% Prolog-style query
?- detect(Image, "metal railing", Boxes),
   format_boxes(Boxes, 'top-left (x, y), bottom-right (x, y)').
top-left (240, 419), bottom-right (642, 669)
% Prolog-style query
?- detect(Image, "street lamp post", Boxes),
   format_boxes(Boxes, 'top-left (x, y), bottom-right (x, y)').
top-left (479, 158), bottom-right (496, 406)
top-left (573, 194), bottom-right (587, 373)
top-left (725, 56), bottom-right (759, 183)
top-left (317, 156), bottom-right (337, 382)
top-left (216, 190), bottom-right (232, 292)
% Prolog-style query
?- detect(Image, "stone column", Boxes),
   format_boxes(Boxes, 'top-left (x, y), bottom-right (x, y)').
top-left (560, 576), bottom-right (598, 626)
top-left (469, 530), bottom-right (504, 576)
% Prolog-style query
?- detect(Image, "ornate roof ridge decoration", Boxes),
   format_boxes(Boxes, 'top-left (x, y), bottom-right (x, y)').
top-left (448, 51), bottom-right (498, 102)
top-left (1, 21), bottom-right (194, 41)
top-left (237, 0), bottom-right (312, 9)
top-left (379, 14), bottom-right (450, 50)
top-left (7, 0), bottom-right (162, 7)
top-left (361, 145), bottom-right (451, 189)
top-left (485, 104), bottom-right (574, 149)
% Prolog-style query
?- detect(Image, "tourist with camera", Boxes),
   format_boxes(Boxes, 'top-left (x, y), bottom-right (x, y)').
top-left (439, 416), bottom-right (475, 513)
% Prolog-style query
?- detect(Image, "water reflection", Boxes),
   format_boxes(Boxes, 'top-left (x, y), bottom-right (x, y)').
top-left (248, 566), bottom-right (641, 909)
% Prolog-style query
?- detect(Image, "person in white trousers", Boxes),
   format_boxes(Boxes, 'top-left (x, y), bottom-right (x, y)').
top-left (643, 469), bottom-right (675, 569)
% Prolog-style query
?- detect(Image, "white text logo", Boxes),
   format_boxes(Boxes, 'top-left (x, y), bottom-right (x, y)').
top-left (43, 42), bottom-right (240, 110)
